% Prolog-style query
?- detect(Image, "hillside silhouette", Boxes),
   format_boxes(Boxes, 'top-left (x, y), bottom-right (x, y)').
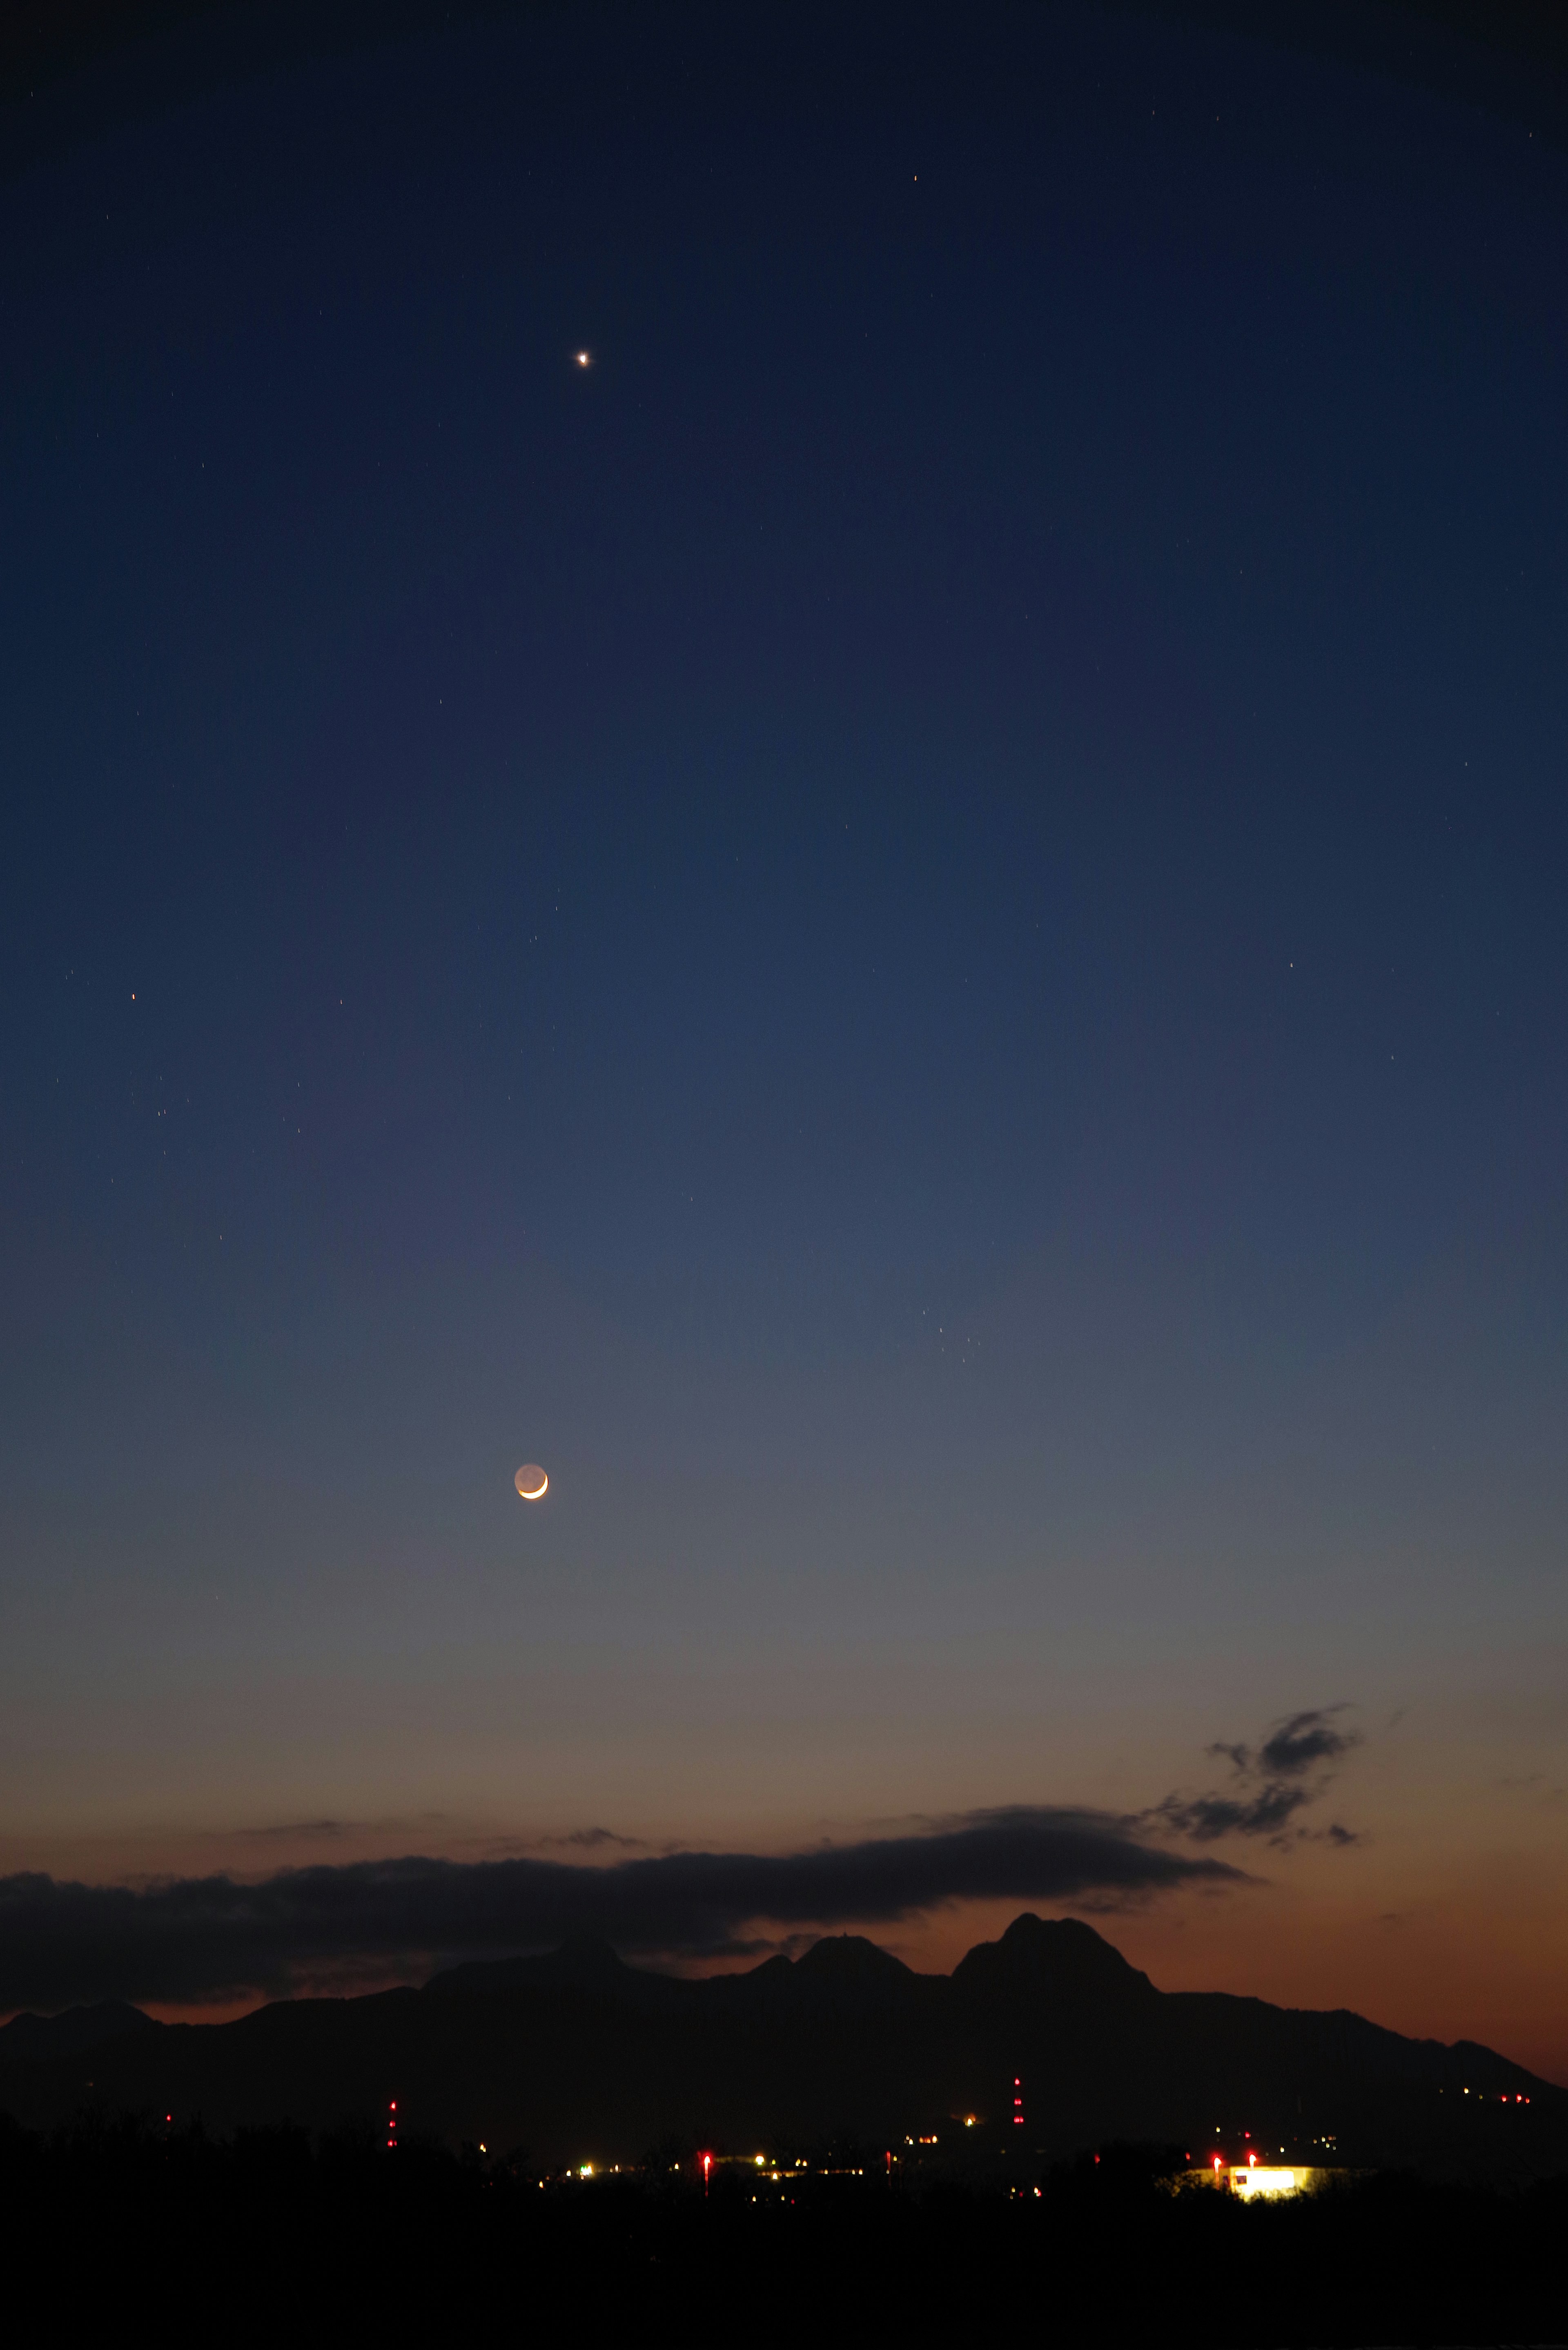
top-left (2, 2106), bottom-right (1565, 2345)
top-left (0, 2001), bottom-right (156, 2067)
top-left (2, 1915), bottom-right (1561, 2179)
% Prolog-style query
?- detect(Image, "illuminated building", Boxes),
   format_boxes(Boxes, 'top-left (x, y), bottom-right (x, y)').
top-left (1229, 2165), bottom-right (1300, 2198)
top-left (1187, 2155), bottom-right (1343, 2199)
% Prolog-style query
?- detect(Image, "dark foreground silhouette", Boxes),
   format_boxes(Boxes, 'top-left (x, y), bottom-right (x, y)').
top-left (0, 2108), bottom-right (1562, 2346)
top-left (4, 1916), bottom-right (1564, 2185)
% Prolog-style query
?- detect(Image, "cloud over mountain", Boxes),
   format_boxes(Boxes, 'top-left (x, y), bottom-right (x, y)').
top-left (0, 1808), bottom-right (1239, 2009)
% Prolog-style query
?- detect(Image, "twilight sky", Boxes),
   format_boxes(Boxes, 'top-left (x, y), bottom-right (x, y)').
top-left (1, 1), bottom-right (1565, 2078)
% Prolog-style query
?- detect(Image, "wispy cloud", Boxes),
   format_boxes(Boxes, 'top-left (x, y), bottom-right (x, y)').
top-left (1152, 1708), bottom-right (1363, 1850)
top-left (531, 1827), bottom-right (648, 1853)
top-left (233, 1820), bottom-right (349, 1843)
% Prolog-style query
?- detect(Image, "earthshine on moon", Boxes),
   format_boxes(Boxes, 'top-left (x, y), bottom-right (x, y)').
top-left (514, 1464), bottom-right (548, 1500)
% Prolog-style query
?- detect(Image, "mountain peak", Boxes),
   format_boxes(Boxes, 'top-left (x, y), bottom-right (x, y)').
top-left (0, 2001), bottom-right (156, 2067)
top-left (794, 1933), bottom-right (913, 1982)
top-left (425, 1935), bottom-right (635, 1997)
top-left (953, 1913), bottom-right (1156, 2004)
top-left (774, 1933), bottom-right (923, 2013)
top-left (550, 1934), bottom-right (631, 1978)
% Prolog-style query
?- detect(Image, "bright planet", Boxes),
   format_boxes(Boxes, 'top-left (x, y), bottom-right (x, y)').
top-left (514, 1464), bottom-right (548, 1501)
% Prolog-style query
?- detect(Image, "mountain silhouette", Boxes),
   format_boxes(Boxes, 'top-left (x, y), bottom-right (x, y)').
top-left (0, 2001), bottom-right (156, 2067)
top-left (2, 1915), bottom-right (1561, 2179)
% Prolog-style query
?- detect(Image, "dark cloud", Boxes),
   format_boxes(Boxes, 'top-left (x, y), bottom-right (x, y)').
top-left (1154, 1708), bottom-right (1363, 1850)
top-left (0, 1808), bottom-right (1238, 2010)
top-left (1258, 1711), bottom-right (1362, 1778)
top-left (1205, 1708), bottom-right (1361, 1784)
top-left (1156, 1784), bottom-right (1314, 1842)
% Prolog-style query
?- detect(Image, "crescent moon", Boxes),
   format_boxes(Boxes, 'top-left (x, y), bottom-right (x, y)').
top-left (514, 1465), bottom-right (548, 1501)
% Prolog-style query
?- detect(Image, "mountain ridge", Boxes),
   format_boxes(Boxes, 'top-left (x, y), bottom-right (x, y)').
top-left (0, 2000), bottom-right (158, 2067)
top-left (2, 1914), bottom-right (1560, 2180)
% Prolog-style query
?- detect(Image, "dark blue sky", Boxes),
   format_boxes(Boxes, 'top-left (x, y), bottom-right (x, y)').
top-left (2, 3), bottom-right (1565, 2064)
